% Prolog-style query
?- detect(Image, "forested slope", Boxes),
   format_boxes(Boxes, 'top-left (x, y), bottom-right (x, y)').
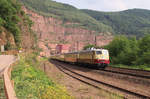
top-left (20, 0), bottom-right (150, 37)
top-left (82, 9), bottom-right (150, 37)
top-left (20, 0), bottom-right (113, 34)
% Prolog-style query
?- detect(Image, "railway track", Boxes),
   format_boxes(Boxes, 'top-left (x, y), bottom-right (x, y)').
top-left (102, 69), bottom-right (150, 79)
top-left (75, 64), bottom-right (150, 80)
top-left (105, 66), bottom-right (150, 79)
top-left (79, 64), bottom-right (150, 80)
top-left (93, 68), bottom-right (150, 88)
top-left (51, 60), bottom-right (150, 99)
top-left (109, 66), bottom-right (150, 72)
top-left (93, 68), bottom-right (150, 83)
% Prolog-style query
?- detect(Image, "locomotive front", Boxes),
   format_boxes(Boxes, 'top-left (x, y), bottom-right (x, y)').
top-left (94, 49), bottom-right (110, 68)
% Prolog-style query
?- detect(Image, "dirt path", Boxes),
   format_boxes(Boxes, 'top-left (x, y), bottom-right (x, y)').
top-left (0, 55), bottom-right (16, 98)
top-left (0, 55), bottom-right (16, 74)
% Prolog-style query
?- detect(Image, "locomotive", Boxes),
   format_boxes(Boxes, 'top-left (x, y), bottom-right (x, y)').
top-left (51, 48), bottom-right (110, 69)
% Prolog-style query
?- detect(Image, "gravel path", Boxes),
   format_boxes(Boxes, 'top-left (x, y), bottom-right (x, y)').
top-left (54, 61), bottom-right (150, 98)
top-left (0, 55), bottom-right (16, 74)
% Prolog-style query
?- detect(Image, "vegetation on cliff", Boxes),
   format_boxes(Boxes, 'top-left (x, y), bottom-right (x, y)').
top-left (20, 0), bottom-right (113, 34)
top-left (0, 0), bottom-right (35, 49)
top-left (82, 9), bottom-right (150, 37)
top-left (19, 0), bottom-right (150, 37)
top-left (0, 0), bottom-right (21, 47)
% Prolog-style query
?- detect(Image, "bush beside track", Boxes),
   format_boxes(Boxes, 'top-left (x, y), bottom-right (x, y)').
top-left (104, 35), bottom-right (150, 70)
top-left (11, 53), bottom-right (73, 99)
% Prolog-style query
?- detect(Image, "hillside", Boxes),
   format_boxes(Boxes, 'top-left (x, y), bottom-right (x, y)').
top-left (0, 0), bottom-right (36, 50)
top-left (19, 0), bottom-right (113, 33)
top-left (82, 9), bottom-right (150, 37)
top-left (19, 0), bottom-right (113, 56)
top-left (20, 0), bottom-right (150, 38)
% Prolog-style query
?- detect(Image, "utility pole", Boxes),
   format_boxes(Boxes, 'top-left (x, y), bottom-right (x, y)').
top-left (95, 35), bottom-right (97, 46)
top-left (77, 41), bottom-right (79, 51)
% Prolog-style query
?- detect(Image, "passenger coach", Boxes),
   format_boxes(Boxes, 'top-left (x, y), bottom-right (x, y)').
top-left (51, 48), bottom-right (110, 69)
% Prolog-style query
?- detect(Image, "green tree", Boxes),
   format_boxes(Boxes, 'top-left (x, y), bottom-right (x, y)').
top-left (105, 36), bottom-right (138, 65)
top-left (136, 34), bottom-right (150, 65)
top-left (0, 0), bottom-right (22, 47)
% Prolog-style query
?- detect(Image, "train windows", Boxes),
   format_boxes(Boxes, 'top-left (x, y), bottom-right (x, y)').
top-left (96, 51), bottom-right (102, 54)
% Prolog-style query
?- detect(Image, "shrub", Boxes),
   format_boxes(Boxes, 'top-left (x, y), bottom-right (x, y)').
top-left (105, 35), bottom-right (150, 67)
top-left (0, 0), bottom-right (25, 47)
top-left (105, 36), bottom-right (138, 65)
top-left (12, 53), bottom-right (73, 99)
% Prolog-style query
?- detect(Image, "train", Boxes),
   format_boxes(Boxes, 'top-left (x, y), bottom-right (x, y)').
top-left (51, 48), bottom-right (110, 69)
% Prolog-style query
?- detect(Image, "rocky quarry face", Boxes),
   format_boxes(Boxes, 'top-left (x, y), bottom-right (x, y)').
top-left (23, 7), bottom-right (113, 57)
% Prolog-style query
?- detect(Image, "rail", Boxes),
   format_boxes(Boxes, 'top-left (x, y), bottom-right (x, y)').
top-left (52, 60), bottom-right (150, 99)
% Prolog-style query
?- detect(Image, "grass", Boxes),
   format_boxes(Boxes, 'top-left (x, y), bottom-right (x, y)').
top-left (110, 64), bottom-right (150, 71)
top-left (11, 52), bottom-right (74, 99)
top-left (0, 78), bottom-right (6, 99)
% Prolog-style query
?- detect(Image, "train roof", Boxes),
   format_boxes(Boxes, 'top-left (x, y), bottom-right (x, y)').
top-left (79, 48), bottom-right (108, 53)
top-left (64, 51), bottom-right (78, 54)
top-left (63, 48), bottom-right (108, 54)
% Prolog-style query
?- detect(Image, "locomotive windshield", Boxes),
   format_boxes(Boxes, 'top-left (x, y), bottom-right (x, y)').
top-left (96, 51), bottom-right (102, 54)
top-left (103, 50), bottom-right (108, 55)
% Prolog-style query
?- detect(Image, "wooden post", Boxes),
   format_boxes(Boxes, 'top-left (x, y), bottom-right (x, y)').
top-left (1, 45), bottom-right (4, 52)
top-left (77, 41), bottom-right (79, 51)
top-left (44, 63), bottom-right (46, 73)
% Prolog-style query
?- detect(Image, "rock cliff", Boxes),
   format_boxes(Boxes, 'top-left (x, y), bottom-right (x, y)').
top-left (23, 7), bottom-right (113, 56)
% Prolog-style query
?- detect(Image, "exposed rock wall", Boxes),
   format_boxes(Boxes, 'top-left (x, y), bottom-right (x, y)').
top-left (19, 18), bottom-right (35, 50)
top-left (23, 7), bottom-right (113, 56)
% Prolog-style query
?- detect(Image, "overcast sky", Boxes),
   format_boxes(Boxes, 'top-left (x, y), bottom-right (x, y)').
top-left (54, 0), bottom-right (150, 12)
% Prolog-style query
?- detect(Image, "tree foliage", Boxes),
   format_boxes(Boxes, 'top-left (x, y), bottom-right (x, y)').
top-left (136, 35), bottom-right (150, 64)
top-left (82, 9), bottom-right (150, 37)
top-left (0, 0), bottom-right (21, 46)
top-left (104, 35), bottom-right (150, 66)
top-left (0, 0), bottom-right (33, 48)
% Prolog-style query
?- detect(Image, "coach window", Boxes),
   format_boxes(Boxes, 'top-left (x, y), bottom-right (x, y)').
top-left (96, 51), bottom-right (102, 54)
